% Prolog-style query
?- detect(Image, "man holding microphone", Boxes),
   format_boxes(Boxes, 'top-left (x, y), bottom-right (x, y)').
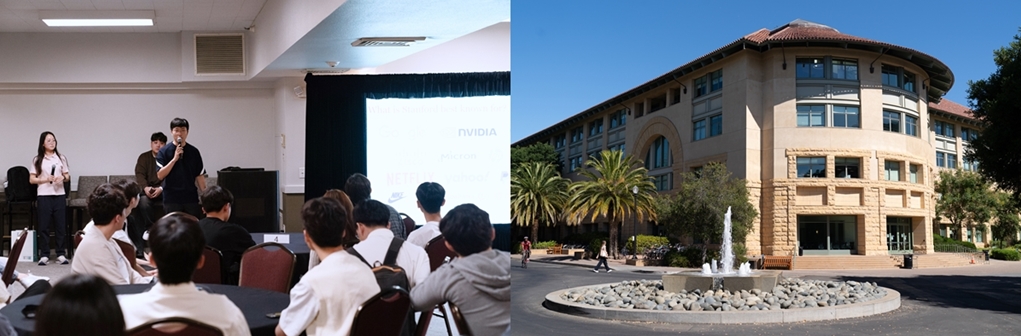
top-left (156, 118), bottom-right (206, 219)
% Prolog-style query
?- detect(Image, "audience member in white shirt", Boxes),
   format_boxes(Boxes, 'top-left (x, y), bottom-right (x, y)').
top-left (406, 182), bottom-right (445, 248)
top-left (118, 212), bottom-right (250, 336)
top-left (351, 200), bottom-right (431, 288)
top-left (82, 179), bottom-right (153, 277)
top-left (71, 183), bottom-right (149, 285)
top-left (276, 197), bottom-right (378, 336)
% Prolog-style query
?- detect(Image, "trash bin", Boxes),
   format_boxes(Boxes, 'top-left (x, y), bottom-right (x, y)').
top-left (798, 246), bottom-right (803, 256)
top-left (903, 254), bottom-right (914, 269)
top-left (983, 250), bottom-right (989, 261)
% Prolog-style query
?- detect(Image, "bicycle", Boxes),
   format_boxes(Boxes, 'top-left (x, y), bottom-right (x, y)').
top-left (522, 248), bottom-right (530, 268)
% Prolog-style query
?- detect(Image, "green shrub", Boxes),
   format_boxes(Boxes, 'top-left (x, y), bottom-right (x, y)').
top-left (533, 240), bottom-right (558, 250)
top-left (624, 235), bottom-right (670, 253)
top-left (562, 232), bottom-right (608, 245)
top-left (663, 250), bottom-right (691, 268)
top-left (682, 246), bottom-right (720, 265)
top-left (990, 248), bottom-right (1020, 261)
top-left (512, 241), bottom-right (522, 254)
top-left (933, 234), bottom-right (978, 250)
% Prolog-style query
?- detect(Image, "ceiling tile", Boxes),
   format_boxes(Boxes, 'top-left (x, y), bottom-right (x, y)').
top-left (59, 0), bottom-right (95, 10)
top-left (122, 0), bottom-right (156, 10)
top-left (90, 0), bottom-right (125, 10)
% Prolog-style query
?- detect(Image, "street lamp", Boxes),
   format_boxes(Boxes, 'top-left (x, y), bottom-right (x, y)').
top-left (632, 185), bottom-right (639, 260)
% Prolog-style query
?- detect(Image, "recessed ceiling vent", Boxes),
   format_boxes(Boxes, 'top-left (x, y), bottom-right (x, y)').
top-left (351, 37), bottom-right (426, 47)
top-left (195, 34), bottom-right (245, 75)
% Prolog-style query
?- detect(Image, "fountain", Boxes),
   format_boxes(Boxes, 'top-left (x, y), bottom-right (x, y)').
top-left (663, 206), bottom-right (780, 292)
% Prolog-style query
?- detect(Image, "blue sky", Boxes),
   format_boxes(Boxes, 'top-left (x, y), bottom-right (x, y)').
top-left (511, 0), bottom-right (1021, 142)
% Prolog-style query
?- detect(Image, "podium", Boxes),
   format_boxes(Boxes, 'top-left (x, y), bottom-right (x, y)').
top-left (217, 169), bottom-right (279, 233)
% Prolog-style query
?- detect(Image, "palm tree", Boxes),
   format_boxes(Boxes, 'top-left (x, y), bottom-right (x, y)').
top-left (511, 162), bottom-right (570, 243)
top-left (567, 149), bottom-right (657, 259)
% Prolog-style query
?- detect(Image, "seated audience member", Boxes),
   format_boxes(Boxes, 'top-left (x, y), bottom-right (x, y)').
top-left (131, 131), bottom-right (168, 255)
top-left (410, 204), bottom-right (510, 336)
top-left (71, 184), bottom-right (150, 285)
top-left (406, 182), bottom-right (446, 248)
top-left (0, 257), bottom-right (48, 288)
top-left (308, 189), bottom-right (356, 270)
top-left (351, 200), bottom-right (431, 289)
top-left (118, 212), bottom-right (250, 336)
top-left (82, 180), bottom-right (152, 277)
top-left (276, 197), bottom-right (378, 336)
top-left (197, 185), bottom-right (255, 285)
top-left (34, 274), bottom-right (126, 336)
top-left (345, 173), bottom-right (407, 239)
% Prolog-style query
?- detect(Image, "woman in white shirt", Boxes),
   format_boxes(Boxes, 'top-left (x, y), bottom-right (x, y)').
top-left (29, 131), bottom-right (71, 265)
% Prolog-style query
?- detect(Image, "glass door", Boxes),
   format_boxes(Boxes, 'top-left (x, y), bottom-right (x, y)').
top-left (887, 217), bottom-right (913, 254)
top-left (798, 215), bottom-right (858, 255)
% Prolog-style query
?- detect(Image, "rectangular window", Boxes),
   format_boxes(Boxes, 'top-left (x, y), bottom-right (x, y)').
top-left (936, 152), bottom-right (946, 168)
top-left (694, 76), bottom-right (708, 98)
top-left (609, 110), bottom-right (626, 129)
top-left (831, 59), bottom-right (859, 80)
top-left (947, 153), bottom-right (957, 169)
top-left (961, 127), bottom-right (977, 142)
top-left (709, 70), bottom-right (723, 92)
top-left (977, 227), bottom-right (985, 243)
top-left (649, 94), bottom-right (667, 113)
top-left (885, 160), bottom-right (901, 181)
top-left (882, 65), bottom-right (918, 92)
top-left (693, 119), bottom-right (707, 141)
top-left (569, 156), bottom-right (583, 170)
top-left (588, 150), bottom-right (601, 161)
top-left (652, 174), bottom-right (672, 191)
top-left (635, 102), bottom-right (645, 117)
top-left (881, 65), bottom-right (899, 87)
top-left (797, 105), bottom-right (826, 127)
top-left (709, 115), bottom-right (723, 136)
top-left (571, 127), bottom-right (584, 143)
top-left (589, 119), bottom-right (603, 136)
top-left (797, 157), bottom-right (826, 178)
top-left (909, 164), bottom-right (919, 183)
top-left (796, 58), bottom-right (825, 78)
top-left (934, 121), bottom-right (954, 138)
top-left (554, 134), bottom-right (566, 149)
top-left (835, 157), bottom-right (860, 178)
top-left (903, 71), bottom-right (915, 92)
top-left (905, 115), bottom-right (919, 136)
top-left (832, 105), bottom-right (860, 128)
top-left (883, 111), bottom-right (901, 133)
top-left (670, 88), bottom-right (681, 105)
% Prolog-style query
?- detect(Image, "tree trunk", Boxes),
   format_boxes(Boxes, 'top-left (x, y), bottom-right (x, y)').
top-left (609, 220), bottom-right (618, 260)
top-left (531, 221), bottom-right (539, 244)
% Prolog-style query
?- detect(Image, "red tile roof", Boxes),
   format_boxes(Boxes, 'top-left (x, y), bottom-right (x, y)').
top-left (929, 98), bottom-right (975, 119)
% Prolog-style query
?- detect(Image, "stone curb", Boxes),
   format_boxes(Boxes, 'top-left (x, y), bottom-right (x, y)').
top-left (544, 282), bottom-right (900, 324)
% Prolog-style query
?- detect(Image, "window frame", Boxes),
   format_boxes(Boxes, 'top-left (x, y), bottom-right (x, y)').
top-left (795, 57), bottom-right (859, 81)
top-left (883, 110), bottom-right (901, 133)
top-left (832, 105), bottom-right (860, 128)
top-left (588, 118), bottom-right (604, 137)
top-left (570, 127), bottom-right (584, 143)
top-left (885, 160), bottom-right (901, 181)
top-left (645, 137), bottom-right (671, 170)
top-left (905, 115), bottom-right (919, 137)
top-left (835, 157), bottom-right (861, 179)
top-left (796, 157), bottom-right (827, 178)
top-left (693, 119), bottom-right (707, 141)
top-left (797, 104), bottom-right (827, 127)
top-left (881, 64), bottom-right (918, 93)
top-left (693, 69), bottom-right (723, 98)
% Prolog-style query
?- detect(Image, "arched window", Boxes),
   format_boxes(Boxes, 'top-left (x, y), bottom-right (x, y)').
top-left (645, 137), bottom-right (670, 169)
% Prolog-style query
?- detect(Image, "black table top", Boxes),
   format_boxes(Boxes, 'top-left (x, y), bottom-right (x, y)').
top-left (0, 283), bottom-right (290, 336)
top-left (250, 232), bottom-right (310, 255)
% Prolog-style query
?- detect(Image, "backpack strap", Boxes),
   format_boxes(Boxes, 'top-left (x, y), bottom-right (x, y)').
top-left (347, 248), bottom-right (371, 268)
top-left (426, 235), bottom-right (444, 246)
top-left (384, 238), bottom-right (403, 267)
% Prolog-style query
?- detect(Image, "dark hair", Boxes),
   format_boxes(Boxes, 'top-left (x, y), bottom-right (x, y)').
top-left (149, 212), bottom-right (206, 284)
top-left (201, 185), bottom-right (234, 213)
top-left (439, 204), bottom-right (493, 255)
top-left (170, 118), bottom-right (190, 131)
top-left (35, 274), bottom-right (126, 336)
top-left (302, 197), bottom-right (358, 248)
top-left (323, 189), bottom-right (355, 227)
top-left (344, 173), bottom-right (372, 204)
top-left (151, 132), bottom-right (168, 143)
top-left (33, 131), bottom-right (64, 176)
top-left (114, 179), bottom-right (141, 203)
top-left (353, 199), bottom-right (390, 228)
top-left (416, 182), bottom-right (445, 214)
top-left (87, 184), bottom-right (128, 226)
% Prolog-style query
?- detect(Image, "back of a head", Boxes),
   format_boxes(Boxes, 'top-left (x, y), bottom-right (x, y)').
top-left (353, 199), bottom-right (390, 228)
top-left (200, 185), bottom-right (234, 213)
top-left (35, 274), bottom-right (125, 336)
top-left (302, 197), bottom-right (358, 249)
top-left (87, 183), bottom-right (128, 226)
top-left (150, 212), bottom-right (206, 284)
top-left (114, 179), bottom-right (141, 202)
top-left (344, 173), bottom-right (372, 204)
top-left (416, 182), bottom-right (445, 214)
top-left (439, 204), bottom-right (493, 256)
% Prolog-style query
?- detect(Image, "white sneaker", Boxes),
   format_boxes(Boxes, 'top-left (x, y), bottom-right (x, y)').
top-left (17, 274), bottom-right (49, 287)
top-left (592, 269), bottom-right (599, 273)
top-left (57, 255), bottom-right (69, 265)
top-left (38, 257), bottom-right (49, 266)
top-left (607, 269), bottom-right (613, 273)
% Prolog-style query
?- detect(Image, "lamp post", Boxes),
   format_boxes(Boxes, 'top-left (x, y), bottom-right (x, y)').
top-left (632, 185), bottom-right (639, 260)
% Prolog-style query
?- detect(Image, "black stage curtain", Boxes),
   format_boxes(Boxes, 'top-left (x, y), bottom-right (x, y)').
top-left (304, 72), bottom-right (510, 201)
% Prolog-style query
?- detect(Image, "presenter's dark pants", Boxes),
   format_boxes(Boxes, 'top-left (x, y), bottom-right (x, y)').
top-left (36, 195), bottom-right (67, 258)
top-left (165, 203), bottom-right (203, 220)
top-left (129, 195), bottom-right (163, 256)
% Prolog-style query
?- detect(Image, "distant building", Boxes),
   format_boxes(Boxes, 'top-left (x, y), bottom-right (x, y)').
top-left (515, 19), bottom-right (987, 256)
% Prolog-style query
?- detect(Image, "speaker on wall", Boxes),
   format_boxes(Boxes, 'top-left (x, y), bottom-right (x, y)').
top-left (217, 169), bottom-right (278, 233)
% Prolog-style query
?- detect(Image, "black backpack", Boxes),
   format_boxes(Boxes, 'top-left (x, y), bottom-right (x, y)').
top-left (348, 237), bottom-right (411, 292)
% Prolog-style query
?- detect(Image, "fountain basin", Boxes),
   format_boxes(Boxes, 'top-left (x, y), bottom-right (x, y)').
top-left (662, 270), bottom-right (781, 293)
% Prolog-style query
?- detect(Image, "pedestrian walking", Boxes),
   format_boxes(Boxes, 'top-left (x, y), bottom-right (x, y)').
top-left (593, 241), bottom-right (611, 273)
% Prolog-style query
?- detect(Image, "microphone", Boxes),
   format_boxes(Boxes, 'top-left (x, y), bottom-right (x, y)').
top-left (49, 164), bottom-right (55, 184)
top-left (176, 137), bottom-right (183, 146)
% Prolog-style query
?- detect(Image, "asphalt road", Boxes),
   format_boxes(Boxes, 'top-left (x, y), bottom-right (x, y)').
top-left (511, 259), bottom-right (1021, 335)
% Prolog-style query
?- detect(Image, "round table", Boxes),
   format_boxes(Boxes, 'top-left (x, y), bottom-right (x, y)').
top-left (0, 283), bottom-right (290, 336)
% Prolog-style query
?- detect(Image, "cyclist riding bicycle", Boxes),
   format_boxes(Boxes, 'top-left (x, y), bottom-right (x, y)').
top-left (521, 237), bottom-right (532, 269)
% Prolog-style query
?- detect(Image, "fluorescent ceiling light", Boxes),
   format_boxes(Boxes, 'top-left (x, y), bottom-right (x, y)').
top-left (40, 10), bottom-right (154, 27)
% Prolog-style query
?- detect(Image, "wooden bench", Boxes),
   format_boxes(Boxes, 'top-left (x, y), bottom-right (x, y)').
top-left (762, 255), bottom-right (794, 270)
top-left (546, 244), bottom-right (564, 255)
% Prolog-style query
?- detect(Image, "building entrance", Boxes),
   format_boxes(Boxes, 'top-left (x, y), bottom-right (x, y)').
top-left (887, 217), bottom-right (914, 254)
top-left (798, 215), bottom-right (857, 255)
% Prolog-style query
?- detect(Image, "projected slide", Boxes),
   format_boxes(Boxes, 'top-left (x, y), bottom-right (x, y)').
top-left (367, 96), bottom-right (511, 225)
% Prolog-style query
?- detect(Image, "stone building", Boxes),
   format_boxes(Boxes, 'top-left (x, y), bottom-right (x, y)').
top-left (515, 19), bottom-right (987, 256)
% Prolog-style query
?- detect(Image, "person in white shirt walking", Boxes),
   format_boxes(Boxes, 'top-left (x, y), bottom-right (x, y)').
top-left (406, 182), bottom-right (445, 248)
top-left (593, 240), bottom-right (612, 273)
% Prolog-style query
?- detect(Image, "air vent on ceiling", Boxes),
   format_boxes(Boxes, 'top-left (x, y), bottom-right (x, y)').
top-left (351, 37), bottom-right (426, 47)
top-left (195, 34), bottom-right (245, 75)
top-left (303, 68), bottom-right (351, 75)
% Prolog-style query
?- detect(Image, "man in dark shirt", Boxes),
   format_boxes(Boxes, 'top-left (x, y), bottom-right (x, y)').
top-left (156, 118), bottom-right (206, 219)
top-left (198, 185), bottom-right (255, 285)
top-left (130, 132), bottom-right (167, 256)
